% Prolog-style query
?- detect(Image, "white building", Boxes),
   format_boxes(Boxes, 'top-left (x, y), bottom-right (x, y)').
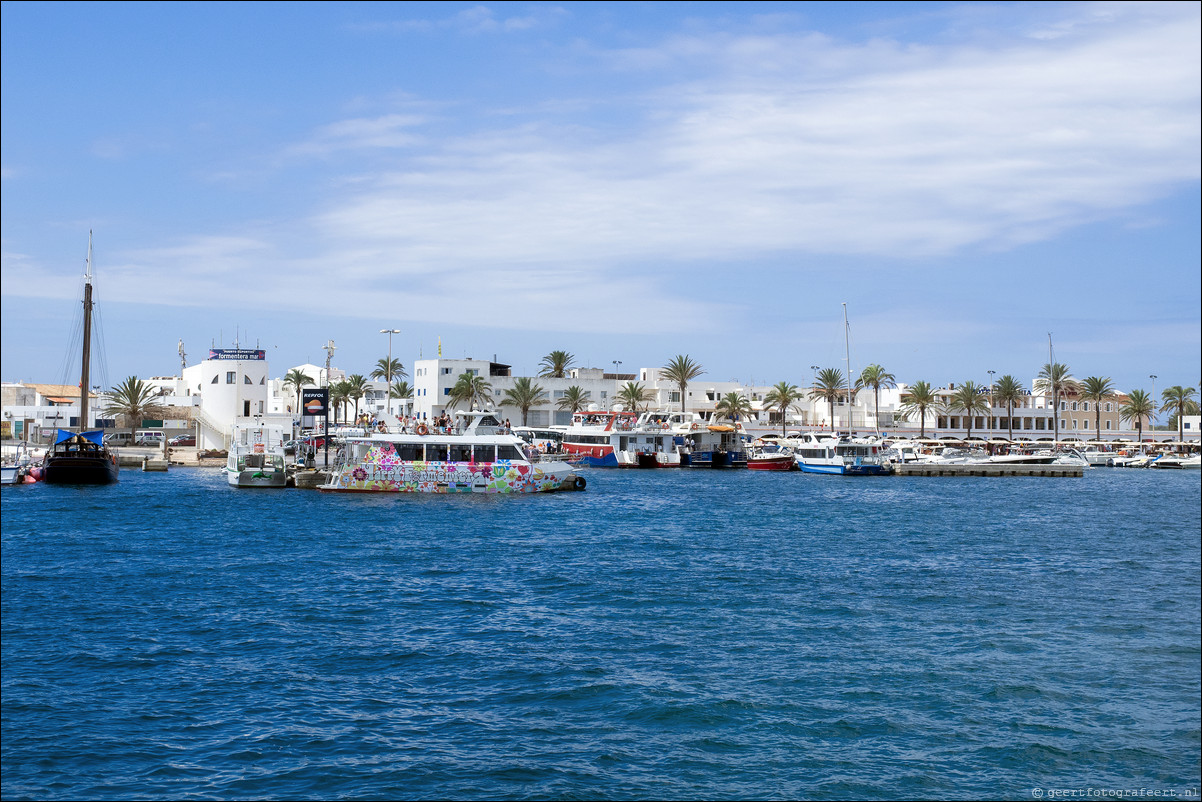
top-left (181, 347), bottom-right (292, 450)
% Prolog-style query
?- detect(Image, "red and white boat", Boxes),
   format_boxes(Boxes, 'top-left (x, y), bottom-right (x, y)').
top-left (746, 442), bottom-right (797, 471)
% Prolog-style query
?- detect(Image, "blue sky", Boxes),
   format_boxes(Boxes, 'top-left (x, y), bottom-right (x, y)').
top-left (3, 1), bottom-right (1199, 395)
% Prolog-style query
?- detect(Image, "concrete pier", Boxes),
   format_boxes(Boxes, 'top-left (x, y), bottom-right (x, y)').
top-left (893, 463), bottom-right (1083, 477)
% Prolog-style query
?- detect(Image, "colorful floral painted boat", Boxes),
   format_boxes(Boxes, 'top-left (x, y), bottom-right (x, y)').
top-left (319, 411), bottom-right (586, 494)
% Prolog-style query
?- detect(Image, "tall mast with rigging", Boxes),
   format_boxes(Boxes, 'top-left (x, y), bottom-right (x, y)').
top-left (79, 231), bottom-right (94, 433)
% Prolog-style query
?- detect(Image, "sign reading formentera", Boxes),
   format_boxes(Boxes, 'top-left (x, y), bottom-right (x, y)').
top-left (208, 348), bottom-right (266, 361)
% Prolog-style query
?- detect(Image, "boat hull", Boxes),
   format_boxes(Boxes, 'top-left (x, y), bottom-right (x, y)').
top-left (41, 454), bottom-right (120, 485)
top-left (747, 456), bottom-right (796, 471)
top-left (226, 469), bottom-right (287, 488)
top-left (796, 459), bottom-right (891, 476)
top-left (320, 459), bottom-right (584, 494)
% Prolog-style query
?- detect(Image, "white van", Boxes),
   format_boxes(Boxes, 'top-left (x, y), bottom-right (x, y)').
top-left (134, 430), bottom-right (165, 446)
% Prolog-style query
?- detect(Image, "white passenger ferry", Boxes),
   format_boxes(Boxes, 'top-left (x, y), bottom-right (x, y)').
top-left (320, 411), bottom-right (585, 494)
top-left (788, 432), bottom-right (892, 476)
top-left (561, 410), bottom-right (639, 467)
top-left (226, 422), bottom-right (288, 488)
top-left (561, 409), bottom-right (745, 468)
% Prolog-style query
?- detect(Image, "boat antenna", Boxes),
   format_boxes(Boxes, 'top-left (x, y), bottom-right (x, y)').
top-left (843, 302), bottom-right (853, 433)
top-left (179, 339), bottom-right (188, 374)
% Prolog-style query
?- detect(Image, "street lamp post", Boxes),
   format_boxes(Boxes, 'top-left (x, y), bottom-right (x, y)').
top-left (381, 328), bottom-right (401, 422)
top-left (987, 370), bottom-right (996, 445)
top-left (1149, 374), bottom-right (1158, 436)
top-left (809, 367), bottom-right (821, 429)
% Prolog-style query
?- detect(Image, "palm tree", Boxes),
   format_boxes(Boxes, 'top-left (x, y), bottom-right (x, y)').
top-left (714, 392), bottom-right (752, 427)
top-left (660, 355), bottom-right (704, 413)
top-left (1120, 389), bottom-right (1155, 444)
top-left (390, 380), bottom-right (414, 416)
top-left (102, 376), bottom-right (164, 440)
top-left (371, 357), bottom-right (407, 384)
top-left (282, 368), bottom-right (313, 414)
top-left (949, 381), bottom-right (990, 441)
top-left (502, 377), bottom-right (548, 426)
top-left (1079, 376), bottom-right (1115, 443)
top-left (1034, 362), bottom-right (1079, 443)
top-left (897, 380), bottom-right (938, 438)
top-left (344, 374), bottom-right (371, 423)
top-left (763, 381), bottom-right (803, 435)
top-left (993, 375), bottom-right (1026, 442)
top-left (448, 372), bottom-right (493, 411)
top-left (1160, 385), bottom-right (1198, 441)
top-left (616, 381), bottom-right (654, 412)
top-left (557, 385), bottom-right (590, 415)
top-left (809, 368), bottom-right (845, 431)
top-left (329, 380), bottom-right (352, 424)
top-left (538, 350), bottom-right (575, 378)
top-left (855, 364), bottom-right (896, 435)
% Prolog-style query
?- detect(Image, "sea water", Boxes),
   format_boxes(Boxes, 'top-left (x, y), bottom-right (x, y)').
top-left (2, 468), bottom-right (1199, 800)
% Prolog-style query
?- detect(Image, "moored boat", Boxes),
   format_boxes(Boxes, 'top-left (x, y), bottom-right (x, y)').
top-left (790, 432), bottom-right (891, 476)
top-left (226, 421), bottom-right (288, 488)
top-left (320, 411), bottom-right (585, 493)
top-left (746, 442), bottom-right (797, 471)
top-left (42, 233), bottom-right (119, 486)
top-left (561, 410), bottom-right (639, 467)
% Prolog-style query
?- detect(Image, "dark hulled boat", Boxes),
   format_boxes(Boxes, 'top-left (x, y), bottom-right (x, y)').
top-left (42, 430), bottom-right (119, 484)
top-left (42, 233), bottom-right (119, 485)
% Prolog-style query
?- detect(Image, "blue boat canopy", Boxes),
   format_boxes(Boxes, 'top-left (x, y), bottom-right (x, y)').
top-left (54, 429), bottom-right (105, 446)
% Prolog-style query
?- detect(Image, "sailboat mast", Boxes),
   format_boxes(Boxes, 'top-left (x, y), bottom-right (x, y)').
top-left (79, 232), bottom-right (94, 433)
top-left (843, 302), bottom-right (853, 432)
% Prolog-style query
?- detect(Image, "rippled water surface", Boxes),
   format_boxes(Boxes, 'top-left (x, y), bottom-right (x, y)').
top-left (3, 468), bottom-right (1199, 800)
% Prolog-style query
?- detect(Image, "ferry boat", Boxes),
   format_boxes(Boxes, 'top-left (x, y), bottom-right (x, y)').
top-left (560, 409), bottom-right (732, 467)
top-left (561, 410), bottom-right (639, 467)
top-left (686, 422), bottom-right (747, 468)
top-left (320, 411), bottom-right (586, 494)
top-left (789, 432), bottom-right (892, 476)
top-left (226, 421), bottom-right (288, 488)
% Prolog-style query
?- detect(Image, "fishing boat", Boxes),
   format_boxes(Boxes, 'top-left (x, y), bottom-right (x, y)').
top-left (42, 233), bottom-right (119, 485)
top-left (320, 410), bottom-right (586, 494)
top-left (791, 432), bottom-right (892, 475)
top-left (226, 421), bottom-right (288, 488)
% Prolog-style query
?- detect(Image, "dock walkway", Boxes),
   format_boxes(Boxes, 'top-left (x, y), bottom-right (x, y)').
top-left (893, 463), bottom-right (1083, 477)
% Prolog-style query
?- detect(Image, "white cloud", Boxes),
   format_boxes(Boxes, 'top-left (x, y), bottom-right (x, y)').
top-left (7, 2), bottom-right (1197, 344)
top-left (308, 2), bottom-right (1198, 279)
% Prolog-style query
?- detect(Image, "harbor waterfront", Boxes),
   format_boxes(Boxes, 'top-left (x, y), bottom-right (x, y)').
top-left (2, 468), bottom-right (1199, 800)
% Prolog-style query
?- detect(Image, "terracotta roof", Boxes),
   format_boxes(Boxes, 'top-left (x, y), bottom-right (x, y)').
top-left (21, 384), bottom-right (99, 399)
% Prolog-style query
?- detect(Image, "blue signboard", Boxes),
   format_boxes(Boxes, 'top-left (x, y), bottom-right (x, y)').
top-left (208, 348), bottom-right (266, 361)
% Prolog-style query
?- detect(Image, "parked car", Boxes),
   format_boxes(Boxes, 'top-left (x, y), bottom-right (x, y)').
top-left (168, 434), bottom-right (196, 447)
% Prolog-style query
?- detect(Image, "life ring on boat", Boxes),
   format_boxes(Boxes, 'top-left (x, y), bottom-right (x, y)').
top-left (690, 423), bottom-right (699, 431)
top-left (573, 475), bottom-right (586, 491)
top-left (416, 423), bottom-right (429, 436)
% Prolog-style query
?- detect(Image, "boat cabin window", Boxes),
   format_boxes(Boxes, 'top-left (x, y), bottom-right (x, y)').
top-left (497, 444), bottom-right (524, 461)
top-left (394, 443), bottom-right (423, 461)
top-left (426, 443), bottom-right (449, 461)
top-left (477, 414), bottom-right (500, 427)
top-left (473, 445), bottom-right (495, 462)
top-left (449, 444), bottom-right (472, 462)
